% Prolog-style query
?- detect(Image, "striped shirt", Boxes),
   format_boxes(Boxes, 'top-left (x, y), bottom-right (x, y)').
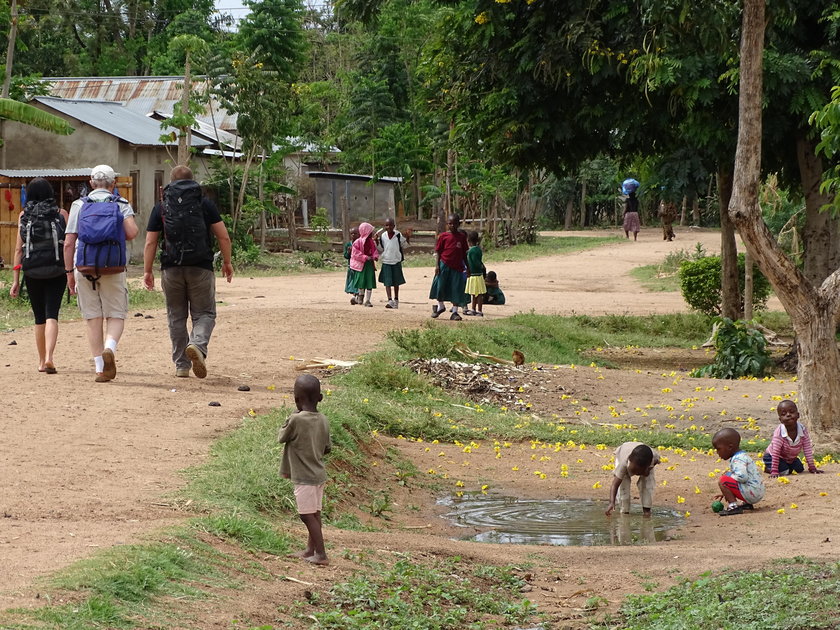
top-left (765, 421), bottom-right (817, 474)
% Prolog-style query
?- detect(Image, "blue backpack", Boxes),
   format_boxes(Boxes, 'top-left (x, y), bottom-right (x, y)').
top-left (75, 194), bottom-right (126, 286)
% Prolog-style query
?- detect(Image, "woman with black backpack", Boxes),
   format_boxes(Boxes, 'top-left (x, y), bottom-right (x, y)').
top-left (9, 178), bottom-right (69, 374)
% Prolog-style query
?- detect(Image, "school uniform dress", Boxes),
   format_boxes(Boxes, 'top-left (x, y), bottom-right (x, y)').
top-left (349, 223), bottom-right (379, 291)
top-left (378, 230), bottom-right (406, 287)
top-left (465, 245), bottom-right (486, 296)
top-left (429, 230), bottom-right (468, 304)
top-left (763, 422), bottom-right (818, 475)
top-left (343, 240), bottom-right (356, 294)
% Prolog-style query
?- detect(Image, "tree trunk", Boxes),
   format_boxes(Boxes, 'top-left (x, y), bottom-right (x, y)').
top-left (743, 251), bottom-right (753, 321)
top-left (728, 0), bottom-right (840, 445)
top-left (798, 135), bottom-right (840, 286)
top-left (579, 179), bottom-right (586, 228)
top-left (564, 199), bottom-right (574, 230)
top-left (718, 169), bottom-right (740, 319)
top-left (680, 195), bottom-right (687, 227)
top-left (1, 0), bottom-right (18, 168)
top-left (692, 193), bottom-right (701, 226)
top-left (445, 120), bottom-right (455, 216)
top-left (177, 51), bottom-right (192, 166)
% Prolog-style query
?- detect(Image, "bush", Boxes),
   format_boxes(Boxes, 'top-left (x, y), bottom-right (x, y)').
top-left (679, 254), bottom-right (770, 316)
top-left (691, 317), bottom-right (772, 379)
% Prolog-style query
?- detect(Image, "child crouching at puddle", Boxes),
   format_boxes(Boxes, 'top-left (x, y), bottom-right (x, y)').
top-left (712, 428), bottom-right (765, 516)
top-left (605, 441), bottom-right (660, 518)
top-left (279, 374), bottom-right (332, 565)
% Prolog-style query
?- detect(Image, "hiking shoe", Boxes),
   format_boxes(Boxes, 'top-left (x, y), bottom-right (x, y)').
top-left (450, 312), bottom-right (463, 321)
top-left (719, 505), bottom-right (744, 516)
top-left (175, 367), bottom-right (190, 378)
top-left (431, 305), bottom-right (445, 318)
top-left (101, 348), bottom-right (117, 381)
top-left (95, 372), bottom-right (112, 383)
top-left (186, 344), bottom-right (207, 379)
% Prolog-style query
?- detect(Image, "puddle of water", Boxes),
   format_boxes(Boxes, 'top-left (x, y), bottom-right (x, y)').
top-left (440, 494), bottom-right (684, 546)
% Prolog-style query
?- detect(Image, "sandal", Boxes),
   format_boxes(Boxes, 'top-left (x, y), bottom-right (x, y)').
top-left (45, 365), bottom-right (57, 374)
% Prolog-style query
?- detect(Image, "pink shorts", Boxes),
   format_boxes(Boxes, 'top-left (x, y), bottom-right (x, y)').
top-left (719, 473), bottom-right (744, 501)
top-left (293, 483), bottom-right (325, 515)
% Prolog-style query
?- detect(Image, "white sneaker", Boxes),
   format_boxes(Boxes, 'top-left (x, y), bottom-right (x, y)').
top-left (393, 300), bottom-right (399, 309)
top-left (385, 300), bottom-right (395, 309)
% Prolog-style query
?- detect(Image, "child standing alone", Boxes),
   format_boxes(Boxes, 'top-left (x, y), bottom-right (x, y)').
top-left (712, 428), bottom-right (765, 516)
top-left (350, 222), bottom-right (379, 307)
top-left (377, 217), bottom-right (406, 309)
top-left (278, 374), bottom-right (332, 565)
top-left (464, 231), bottom-right (486, 316)
top-left (763, 400), bottom-right (823, 477)
top-left (344, 226), bottom-right (362, 305)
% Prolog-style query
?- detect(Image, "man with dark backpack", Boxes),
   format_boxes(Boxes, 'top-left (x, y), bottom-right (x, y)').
top-left (142, 165), bottom-right (233, 379)
top-left (64, 165), bottom-right (139, 383)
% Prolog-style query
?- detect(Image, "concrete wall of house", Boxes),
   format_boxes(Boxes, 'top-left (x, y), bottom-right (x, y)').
top-left (3, 112), bottom-right (211, 262)
top-left (313, 179), bottom-right (396, 228)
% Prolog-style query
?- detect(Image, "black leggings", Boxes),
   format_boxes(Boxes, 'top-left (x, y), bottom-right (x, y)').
top-left (24, 274), bottom-right (67, 324)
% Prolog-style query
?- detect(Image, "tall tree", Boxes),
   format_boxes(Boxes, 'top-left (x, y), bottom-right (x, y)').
top-left (729, 0), bottom-right (840, 445)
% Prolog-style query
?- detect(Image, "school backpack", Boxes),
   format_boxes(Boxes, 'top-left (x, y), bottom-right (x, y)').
top-left (20, 200), bottom-right (66, 279)
top-left (75, 194), bottom-right (127, 284)
top-left (160, 180), bottom-right (211, 266)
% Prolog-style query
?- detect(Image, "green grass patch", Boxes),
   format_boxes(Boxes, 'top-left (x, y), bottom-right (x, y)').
top-left (600, 557), bottom-right (840, 629)
top-left (309, 555), bottom-right (537, 629)
top-left (389, 313), bottom-right (717, 365)
top-left (9, 534), bottom-right (225, 629)
top-left (323, 353), bottom-right (736, 452)
top-left (196, 513), bottom-right (294, 556)
top-left (0, 270), bottom-right (165, 330)
top-left (630, 264), bottom-right (682, 292)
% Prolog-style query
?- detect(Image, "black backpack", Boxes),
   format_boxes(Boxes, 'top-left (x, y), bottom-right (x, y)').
top-left (20, 199), bottom-right (66, 279)
top-left (160, 180), bottom-right (211, 266)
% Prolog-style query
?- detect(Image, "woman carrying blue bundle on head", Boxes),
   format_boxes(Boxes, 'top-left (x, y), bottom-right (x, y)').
top-left (622, 179), bottom-right (641, 241)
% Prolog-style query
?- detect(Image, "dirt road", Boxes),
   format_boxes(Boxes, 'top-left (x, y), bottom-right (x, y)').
top-left (4, 227), bottom-right (817, 624)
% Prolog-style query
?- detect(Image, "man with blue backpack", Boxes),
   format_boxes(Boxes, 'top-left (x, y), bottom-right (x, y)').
top-left (63, 165), bottom-right (139, 382)
top-left (142, 165), bottom-right (233, 379)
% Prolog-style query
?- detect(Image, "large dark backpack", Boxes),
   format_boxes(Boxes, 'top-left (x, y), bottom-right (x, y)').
top-left (161, 180), bottom-right (211, 266)
top-left (75, 194), bottom-right (127, 286)
top-left (20, 200), bottom-right (66, 279)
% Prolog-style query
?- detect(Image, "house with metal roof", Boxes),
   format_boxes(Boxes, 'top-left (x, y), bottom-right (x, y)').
top-left (43, 76), bottom-right (239, 131)
top-left (0, 96), bottom-right (217, 261)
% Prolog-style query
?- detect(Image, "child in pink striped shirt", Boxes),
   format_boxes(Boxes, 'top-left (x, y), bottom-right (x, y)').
top-left (763, 400), bottom-right (823, 477)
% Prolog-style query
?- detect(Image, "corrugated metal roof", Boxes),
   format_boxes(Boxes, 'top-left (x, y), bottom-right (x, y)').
top-left (43, 76), bottom-right (239, 131)
top-left (152, 110), bottom-right (241, 150)
top-left (35, 97), bottom-right (211, 147)
top-left (308, 171), bottom-right (402, 183)
top-left (0, 168), bottom-right (95, 178)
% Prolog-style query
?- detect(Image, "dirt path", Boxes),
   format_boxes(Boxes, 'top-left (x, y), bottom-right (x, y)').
top-left (3, 227), bottom-right (825, 625)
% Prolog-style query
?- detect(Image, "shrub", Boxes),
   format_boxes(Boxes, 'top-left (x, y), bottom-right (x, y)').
top-left (691, 317), bottom-right (772, 379)
top-left (679, 254), bottom-right (770, 316)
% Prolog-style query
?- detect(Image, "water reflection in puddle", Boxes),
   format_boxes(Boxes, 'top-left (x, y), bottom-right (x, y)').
top-left (440, 495), bottom-right (684, 546)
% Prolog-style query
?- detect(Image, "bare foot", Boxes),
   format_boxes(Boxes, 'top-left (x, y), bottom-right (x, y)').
top-left (304, 554), bottom-right (329, 566)
top-left (290, 550), bottom-right (313, 559)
